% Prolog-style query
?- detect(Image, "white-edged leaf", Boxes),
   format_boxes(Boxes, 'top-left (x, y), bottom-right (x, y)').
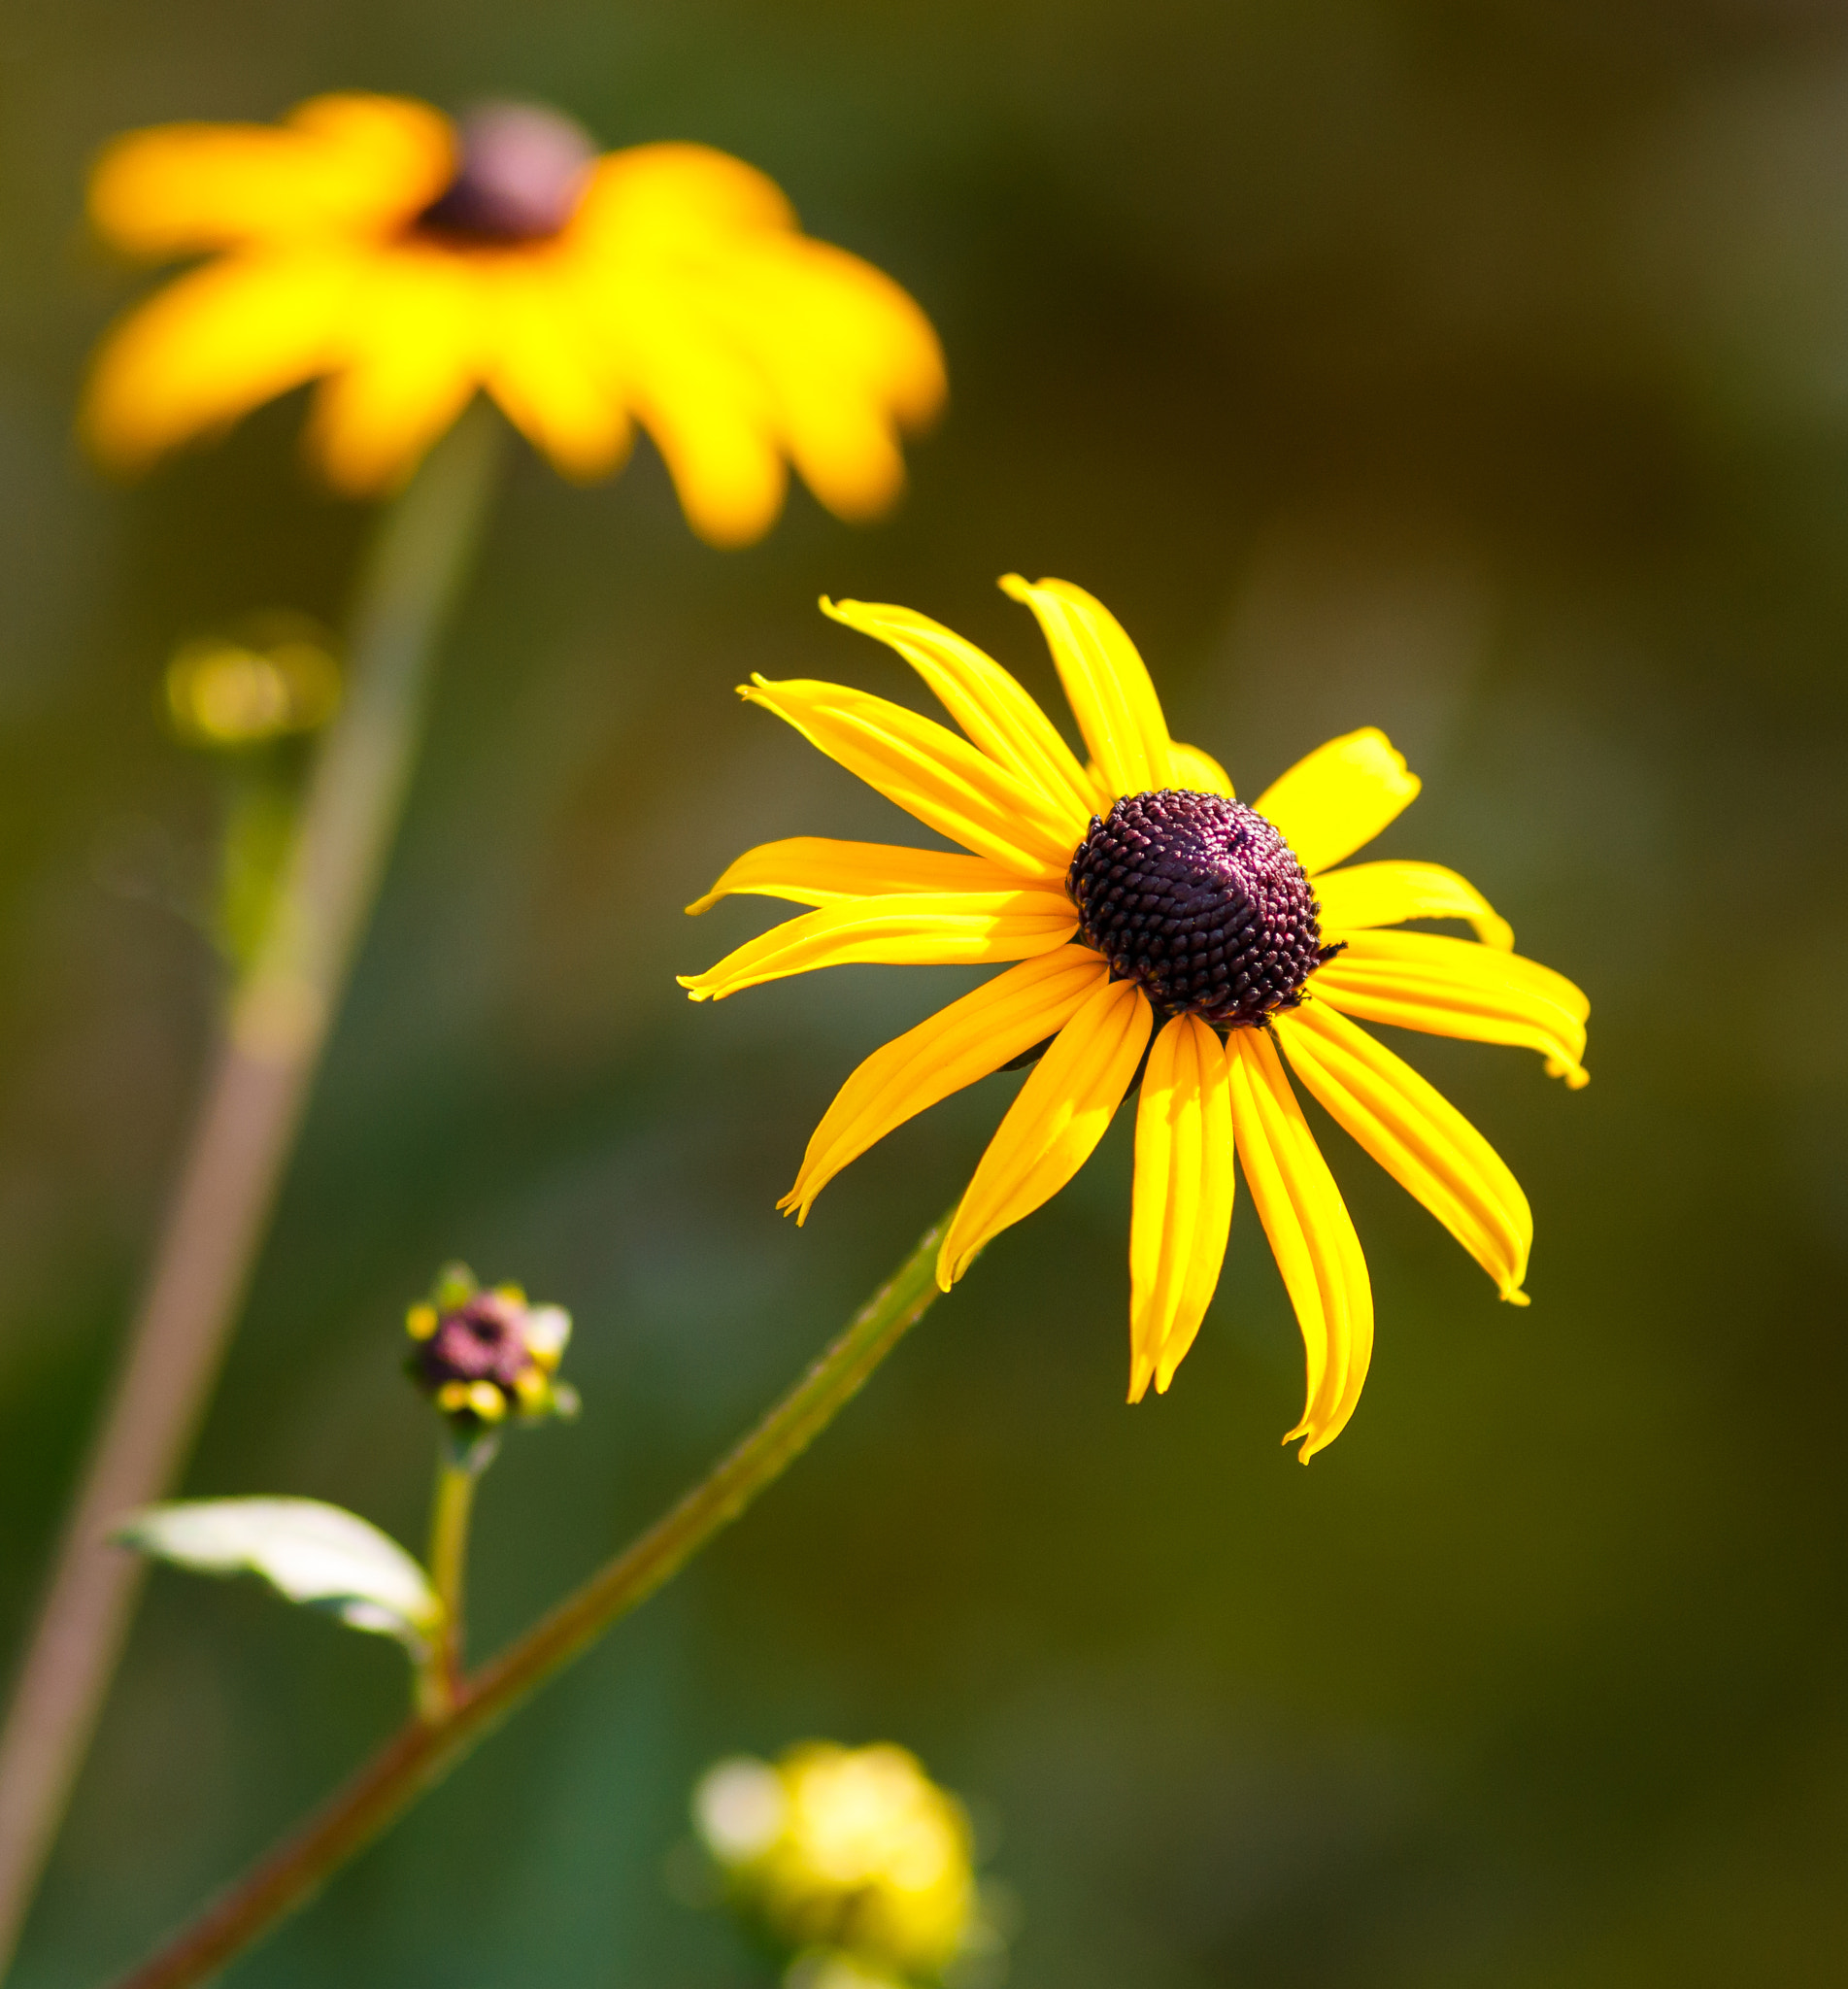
top-left (114, 1498), bottom-right (441, 1655)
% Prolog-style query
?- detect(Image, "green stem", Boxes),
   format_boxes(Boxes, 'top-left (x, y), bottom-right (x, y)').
top-left (106, 1213), bottom-right (955, 1989)
top-left (417, 1455), bottom-right (484, 1721)
top-left (0, 402), bottom-right (507, 1981)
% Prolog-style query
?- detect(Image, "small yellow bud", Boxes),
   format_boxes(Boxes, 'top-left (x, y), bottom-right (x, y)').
top-left (693, 1743), bottom-right (979, 1980)
top-left (436, 1381), bottom-right (471, 1413)
top-left (405, 1303), bottom-right (438, 1341)
top-left (165, 618), bottom-right (341, 749)
top-left (465, 1381), bottom-right (507, 1423)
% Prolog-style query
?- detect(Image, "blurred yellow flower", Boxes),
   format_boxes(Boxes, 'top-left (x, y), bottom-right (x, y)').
top-left (684, 578), bottom-right (1590, 1458)
top-left (694, 1743), bottom-right (977, 1981)
top-left (82, 94), bottom-right (945, 544)
top-left (165, 619), bottom-right (341, 748)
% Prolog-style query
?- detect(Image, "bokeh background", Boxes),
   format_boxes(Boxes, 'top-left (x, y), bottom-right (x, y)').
top-left (3, 1), bottom-right (1847, 1983)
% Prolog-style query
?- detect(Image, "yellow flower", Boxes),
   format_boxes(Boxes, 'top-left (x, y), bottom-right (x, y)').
top-left (693, 1742), bottom-right (976, 1979)
top-left (82, 95), bottom-right (945, 544)
top-left (683, 578), bottom-right (1590, 1459)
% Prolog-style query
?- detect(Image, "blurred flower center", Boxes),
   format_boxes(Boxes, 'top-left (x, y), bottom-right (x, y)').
top-left (417, 102), bottom-right (597, 243)
top-left (413, 1294), bottom-right (535, 1391)
top-left (1067, 790), bottom-right (1337, 1027)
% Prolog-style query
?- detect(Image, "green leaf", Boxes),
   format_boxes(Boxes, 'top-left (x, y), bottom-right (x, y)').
top-left (113, 1498), bottom-right (442, 1655)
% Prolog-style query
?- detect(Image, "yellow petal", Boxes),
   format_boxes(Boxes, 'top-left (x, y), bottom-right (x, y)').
top-left (1255, 728), bottom-right (1421, 876)
top-left (1313, 929), bottom-right (1590, 1087)
top-left (302, 248), bottom-right (483, 493)
top-left (770, 382), bottom-right (907, 523)
top-left (81, 250), bottom-right (360, 471)
top-left (738, 241), bottom-right (946, 515)
top-left (780, 946), bottom-right (1109, 1221)
top-left (742, 676), bottom-right (1080, 878)
top-left (481, 257), bottom-right (630, 482)
top-left (570, 253), bottom-right (786, 544)
top-left (937, 975), bottom-right (1153, 1287)
top-left (566, 145), bottom-right (943, 543)
top-left (678, 891), bottom-right (1077, 1002)
top-left (1000, 576), bottom-right (1174, 798)
top-left (687, 837), bottom-right (1023, 916)
top-left (642, 397), bottom-right (788, 547)
top-left (89, 94), bottom-right (454, 255)
top-left (1167, 740), bottom-right (1234, 798)
top-left (1128, 1015), bottom-right (1235, 1401)
top-left (571, 142), bottom-right (798, 250)
top-left (1315, 860), bottom-right (1513, 950)
top-left (1226, 1029), bottom-right (1374, 1462)
top-left (623, 314), bottom-right (787, 546)
top-left (820, 598), bottom-right (1095, 830)
top-left (1276, 1002), bottom-right (1532, 1300)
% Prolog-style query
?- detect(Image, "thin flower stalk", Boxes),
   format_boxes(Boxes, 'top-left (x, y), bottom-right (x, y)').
top-left (417, 1454), bottom-right (483, 1722)
top-left (104, 1213), bottom-right (954, 1989)
top-left (0, 400), bottom-right (507, 1971)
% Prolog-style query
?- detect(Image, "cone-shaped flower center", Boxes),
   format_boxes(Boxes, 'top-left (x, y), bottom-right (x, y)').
top-left (1068, 790), bottom-right (1338, 1028)
top-left (418, 102), bottom-right (596, 243)
top-left (411, 1293), bottom-right (535, 1393)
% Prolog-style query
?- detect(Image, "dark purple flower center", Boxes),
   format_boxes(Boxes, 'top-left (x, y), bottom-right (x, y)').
top-left (411, 1294), bottom-right (535, 1393)
top-left (1067, 790), bottom-right (1340, 1028)
top-left (417, 103), bottom-right (595, 244)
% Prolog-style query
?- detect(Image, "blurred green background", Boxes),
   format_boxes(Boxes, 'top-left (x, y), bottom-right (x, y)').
top-left (3, 1), bottom-right (1846, 1983)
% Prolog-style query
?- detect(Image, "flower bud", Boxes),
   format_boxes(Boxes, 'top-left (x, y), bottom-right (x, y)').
top-left (165, 614), bottom-right (341, 750)
top-left (693, 1743), bottom-right (982, 1983)
top-left (404, 1263), bottom-right (577, 1431)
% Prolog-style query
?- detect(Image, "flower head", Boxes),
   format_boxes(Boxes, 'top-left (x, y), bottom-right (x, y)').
top-left (693, 1743), bottom-right (978, 1981)
top-left (683, 578), bottom-right (1590, 1458)
top-left (83, 94), bottom-right (945, 543)
top-left (165, 614), bottom-right (342, 749)
top-left (404, 1263), bottom-right (576, 1430)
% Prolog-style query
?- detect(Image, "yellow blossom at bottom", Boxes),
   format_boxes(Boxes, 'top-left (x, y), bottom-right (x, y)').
top-left (694, 1742), bottom-right (976, 1980)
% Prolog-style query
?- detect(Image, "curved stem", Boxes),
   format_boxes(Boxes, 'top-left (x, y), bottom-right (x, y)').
top-left (0, 402), bottom-right (508, 1977)
top-left (108, 1213), bottom-right (954, 1989)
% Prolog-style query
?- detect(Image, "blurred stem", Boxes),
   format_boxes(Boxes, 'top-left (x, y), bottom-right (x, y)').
top-left (417, 1447), bottom-right (488, 1722)
top-left (0, 401), bottom-right (507, 1979)
top-left (107, 1212), bottom-right (956, 1989)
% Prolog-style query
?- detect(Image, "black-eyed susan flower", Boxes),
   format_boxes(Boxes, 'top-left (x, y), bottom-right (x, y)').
top-left (82, 94), bottom-right (944, 544)
top-left (405, 1263), bottom-right (576, 1430)
top-left (683, 579), bottom-right (1589, 1459)
top-left (693, 1742), bottom-right (979, 1982)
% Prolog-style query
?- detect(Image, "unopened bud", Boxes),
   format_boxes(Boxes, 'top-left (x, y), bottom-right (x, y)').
top-left (405, 1263), bottom-right (578, 1431)
top-left (692, 1743), bottom-right (982, 1982)
top-left (165, 614), bottom-right (341, 749)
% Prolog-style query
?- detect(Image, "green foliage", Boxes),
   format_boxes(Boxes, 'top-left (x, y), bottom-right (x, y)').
top-left (114, 1499), bottom-right (441, 1656)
